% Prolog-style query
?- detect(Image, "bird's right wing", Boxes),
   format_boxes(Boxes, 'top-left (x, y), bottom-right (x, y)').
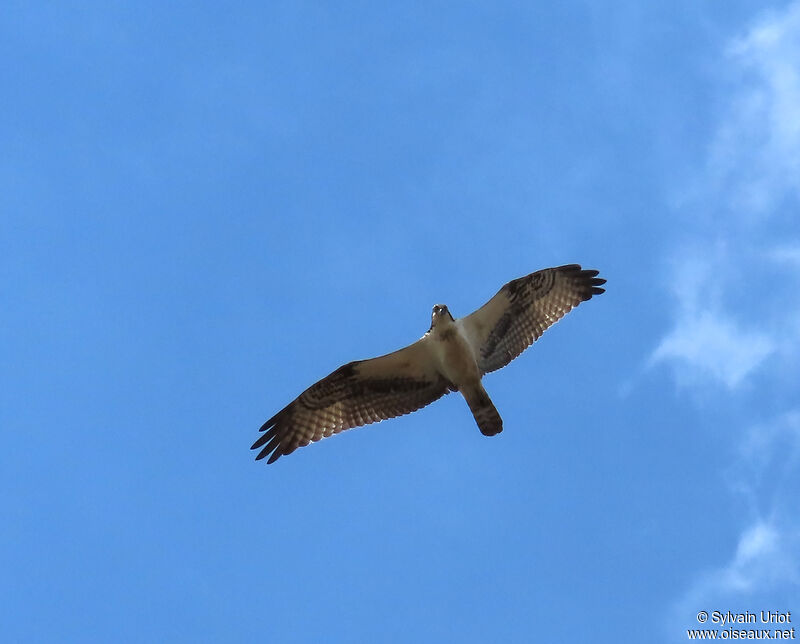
top-left (460, 264), bottom-right (606, 374)
top-left (251, 337), bottom-right (449, 464)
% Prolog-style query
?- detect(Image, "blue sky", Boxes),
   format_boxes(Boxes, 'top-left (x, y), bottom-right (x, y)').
top-left (2, 2), bottom-right (799, 642)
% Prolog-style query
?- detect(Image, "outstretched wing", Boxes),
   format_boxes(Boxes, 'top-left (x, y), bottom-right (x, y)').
top-left (460, 264), bottom-right (605, 374)
top-left (251, 338), bottom-right (449, 464)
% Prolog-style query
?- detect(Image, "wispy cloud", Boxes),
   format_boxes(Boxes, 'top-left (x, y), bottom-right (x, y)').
top-left (669, 519), bottom-right (799, 643)
top-left (766, 243), bottom-right (800, 268)
top-left (651, 311), bottom-right (775, 389)
top-left (680, 520), bottom-right (796, 602)
top-left (708, 1), bottom-right (800, 216)
top-left (653, 1), bottom-right (800, 389)
top-left (731, 411), bottom-right (800, 512)
top-left (659, 4), bottom-right (800, 639)
top-left (649, 247), bottom-right (776, 389)
top-left (668, 411), bottom-right (800, 641)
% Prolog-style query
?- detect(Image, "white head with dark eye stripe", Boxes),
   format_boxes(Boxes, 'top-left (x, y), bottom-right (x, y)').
top-left (431, 304), bottom-right (454, 327)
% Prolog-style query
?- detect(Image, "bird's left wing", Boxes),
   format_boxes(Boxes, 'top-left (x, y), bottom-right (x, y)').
top-left (460, 264), bottom-right (606, 375)
top-left (251, 337), bottom-right (449, 464)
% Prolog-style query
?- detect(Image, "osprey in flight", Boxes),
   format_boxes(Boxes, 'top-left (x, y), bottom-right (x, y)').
top-left (252, 264), bottom-right (605, 464)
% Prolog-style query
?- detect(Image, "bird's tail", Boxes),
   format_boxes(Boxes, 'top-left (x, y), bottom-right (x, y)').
top-left (463, 383), bottom-right (503, 437)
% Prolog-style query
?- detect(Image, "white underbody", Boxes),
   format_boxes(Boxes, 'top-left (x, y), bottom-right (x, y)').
top-left (426, 316), bottom-right (481, 390)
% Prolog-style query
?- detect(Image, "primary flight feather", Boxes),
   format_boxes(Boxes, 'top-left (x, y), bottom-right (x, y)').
top-left (252, 264), bottom-right (605, 464)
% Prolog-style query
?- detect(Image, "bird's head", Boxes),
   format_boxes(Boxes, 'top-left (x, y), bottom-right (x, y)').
top-left (431, 304), bottom-right (454, 327)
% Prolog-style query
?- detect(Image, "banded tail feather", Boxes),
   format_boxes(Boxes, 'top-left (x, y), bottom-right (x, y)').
top-left (463, 383), bottom-right (503, 437)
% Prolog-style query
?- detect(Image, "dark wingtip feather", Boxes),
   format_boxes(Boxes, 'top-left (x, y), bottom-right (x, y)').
top-left (564, 265), bottom-right (606, 300)
top-left (250, 433), bottom-right (269, 451)
top-left (251, 422), bottom-right (279, 450)
top-left (558, 264), bottom-right (605, 282)
top-left (258, 414), bottom-right (278, 433)
top-left (591, 277), bottom-right (607, 295)
top-left (256, 438), bottom-right (281, 463)
top-left (589, 275), bottom-right (606, 296)
top-left (253, 410), bottom-right (284, 461)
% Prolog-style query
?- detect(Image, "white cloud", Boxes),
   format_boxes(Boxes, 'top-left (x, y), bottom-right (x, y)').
top-left (649, 247), bottom-right (776, 389)
top-left (660, 6), bottom-right (800, 639)
top-left (738, 411), bottom-right (800, 467)
top-left (651, 310), bottom-right (775, 389)
top-left (731, 412), bottom-right (800, 512)
top-left (699, 521), bottom-right (795, 595)
top-left (709, 1), bottom-right (800, 216)
top-left (766, 243), bottom-right (800, 267)
top-left (651, 1), bottom-right (800, 387)
top-left (668, 411), bottom-right (800, 641)
top-left (671, 519), bottom-right (798, 634)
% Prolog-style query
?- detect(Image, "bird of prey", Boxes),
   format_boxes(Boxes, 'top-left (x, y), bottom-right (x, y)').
top-left (252, 264), bottom-right (605, 464)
